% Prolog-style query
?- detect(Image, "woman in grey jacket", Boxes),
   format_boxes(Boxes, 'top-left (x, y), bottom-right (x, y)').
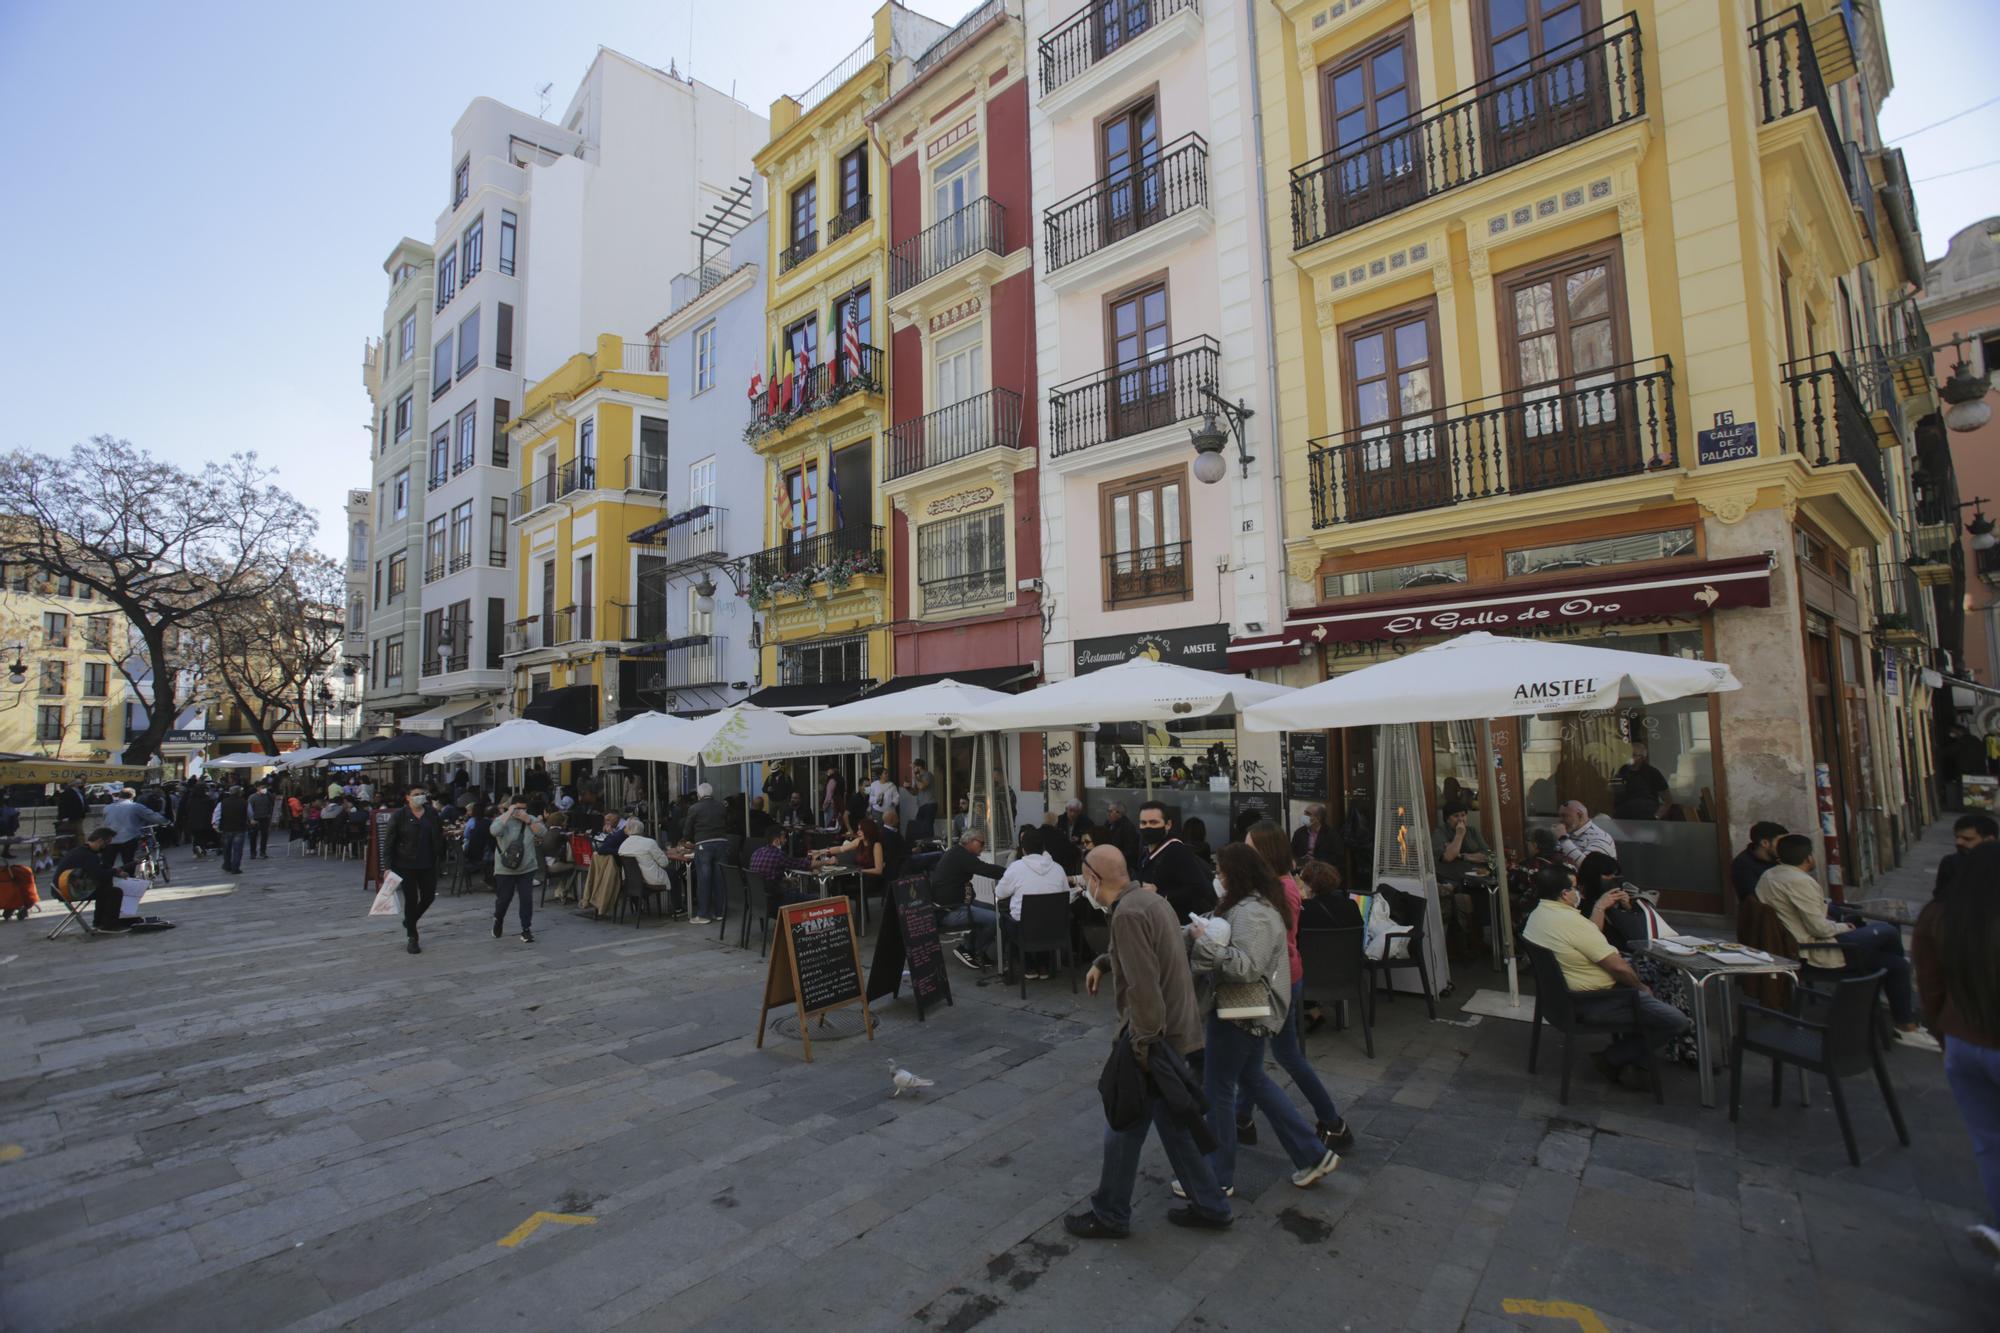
top-left (1179, 843), bottom-right (1341, 1197)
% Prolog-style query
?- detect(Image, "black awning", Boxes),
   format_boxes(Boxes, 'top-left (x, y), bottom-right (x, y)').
top-left (743, 680), bottom-right (874, 711)
top-left (522, 684), bottom-right (599, 733)
top-left (857, 664), bottom-right (1039, 699)
top-left (324, 733), bottom-right (444, 760)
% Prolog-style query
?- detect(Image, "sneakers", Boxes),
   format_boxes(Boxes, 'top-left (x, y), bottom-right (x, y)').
top-left (1893, 1027), bottom-right (1941, 1052)
top-left (1234, 1114), bottom-right (1257, 1146)
top-left (1318, 1119), bottom-right (1356, 1152)
top-left (689, 916), bottom-right (711, 925)
top-left (521, 930), bottom-right (535, 943)
top-left (493, 920), bottom-right (504, 939)
top-left (1165, 1206), bottom-right (1232, 1231)
top-left (1291, 1149), bottom-right (1340, 1188)
top-left (1170, 1180), bottom-right (1235, 1200)
top-left (406, 936), bottom-right (421, 955)
top-left (952, 946), bottom-right (983, 970)
top-left (1062, 1210), bottom-right (1128, 1240)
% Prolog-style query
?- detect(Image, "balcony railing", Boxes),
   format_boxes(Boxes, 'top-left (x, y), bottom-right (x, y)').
top-left (1104, 542), bottom-right (1190, 605)
top-left (1039, 0), bottom-right (1199, 96)
top-left (631, 505), bottom-right (729, 569)
top-left (561, 458), bottom-right (597, 495)
top-left (426, 465), bottom-right (450, 492)
top-left (1045, 133), bottom-right (1208, 273)
top-left (423, 650), bottom-right (470, 678)
top-left (662, 636), bottom-right (726, 688)
top-left (1307, 357), bottom-right (1677, 529)
top-left (503, 618), bottom-right (540, 656)
top-left (749, 344), bottom-right (883, 438)
top-left (827, 200), bottom-right (870, 244)
top-left (1048, 335), bottom-right (1218, 458)
top-left (1751, 6), bottom-right (1852, 198)
top-left (914, 0), bottom-right (1008, 78)
top-left (1784, 351), bottom-right (1886, 503)
top-left (891, 197), bottom-right (1006, 296)
top-left (779, 230), bottom-right (820, 274)
top-left (626, 453), bottom-right (669, 493)
top-left (1291, 16), bottom-right (1642, 250)
top-left (885, 388), bottom-right (1024, 482)
top-left (747, 526), bottom-right (886, 596)
top-left (448, 551), bottom-right (471, 575)
top-left (795, 34), bottom-right (872, 116)
top-left (423, 559), bottom-right (446, 585)
top-left (921, 568), bottom-right (1011, 614)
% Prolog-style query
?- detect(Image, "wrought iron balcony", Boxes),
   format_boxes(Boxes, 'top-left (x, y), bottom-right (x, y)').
top-left (1751, 6), bottom-right (1852, 198)
top-left (1306, 357), bottom-right (1677, 528)
top-left (448, 551), bottom-right (471, 575)
top-left (1784, 351), bottom-right (1886, 503)
top-left (890, 197), bottom-right (1006, 297)
top-left (503, 617), bottom-right (540, 656)
top-left (748, 344), bottom-right (883, 439)
top-left (884, 388), bottom-right (1024, 482)
top-left (1039, 0), bottom-right (1199, 96)
top-left (629, 505), bottom-right (728, 570)
top-left (747, 526), bottom-right (886, 600)
top-left (827, 200), bottom-right (870, 244)
top-left (1045, 133), bottom-right (1208, 273)
top-left (1104, 542), bottom-right (1190, 606)
top-left (1291, 15), bottom-right (1643, 250)
top-left (509, 459), bottom-right (597, 520)
top-left (426, 465), bottom-right (450, 492)
top-left (921, 568), bottom-right (1011, 615)
top-left (779, 230), bottom-right (820, 274)
top-left (661, 636), bottom-right (726, 688)
top-left (1048, 335), bottom-right (1218, 458)
top-left (560, 458), bottom-right (597, 496)
top-left (423, 559), bottom-right (446, 585)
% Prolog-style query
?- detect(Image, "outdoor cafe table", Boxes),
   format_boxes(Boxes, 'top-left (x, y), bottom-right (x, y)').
top-left (1638, 936), bottom-right (1800, 1108)
top-left (787, 865), bottom-right (869, 934)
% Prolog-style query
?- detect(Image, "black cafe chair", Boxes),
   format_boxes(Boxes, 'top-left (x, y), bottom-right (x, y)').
top-left (1363, 886), bottom-right (1437, 1023)
top-left (1730, 969), bottom-right (1909, 1167)
top-left (1299, 926), bottom-right (1372, 1058)
top-left (1525, 942), bottom-right (1664, 1106)
top-left (1015, 893), bottom-right (1079, 998)
top-left (615, 859), bottom-right (654, 928)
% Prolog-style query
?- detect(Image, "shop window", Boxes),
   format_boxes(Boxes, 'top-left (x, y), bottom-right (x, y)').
top-left (1324, 557), bottom-right (1467, 600)
top-left (1504, 528), bottom-right (1694, 578)
top-left (779, 634), bottom-right (866, 685)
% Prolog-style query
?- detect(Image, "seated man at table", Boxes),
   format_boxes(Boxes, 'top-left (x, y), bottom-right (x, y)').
top-left (930, 828), bottom-right (1004, 970)
top-left (993, 826), bottom-right (1073, 979)
top-left (1730, 821), bottom-right (1787, 901)
top-left (1554, 800), bottom-right (1617, 867)
top-left (1757, 834), bottom-right (1921, 1037)
top-left (750, 828), bottom-right (813, 889)
top-left (1522, 868), bottom-right (1690, 1091)
top-left (616, 819), bottom-right (678, 910)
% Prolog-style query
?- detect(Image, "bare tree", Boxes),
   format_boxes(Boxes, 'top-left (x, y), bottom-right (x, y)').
top-left (196, 554), bottom-right (348, 752)
top-left (0, 437), bottom-right (318, 765)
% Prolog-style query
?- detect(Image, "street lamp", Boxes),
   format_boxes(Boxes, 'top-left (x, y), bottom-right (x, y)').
top-left (1941, 356), bottom-right (1994, 434)
top-left (1188, 391), bottom-right (1256, 483)
top-left (1963, 498), bottom-right (1998, 552)
top-left (694, 573), bottom-right (718, 616)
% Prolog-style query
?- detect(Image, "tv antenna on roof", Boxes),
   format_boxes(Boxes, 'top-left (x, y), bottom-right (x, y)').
top-left (535, 82), bottom-right (554, 118)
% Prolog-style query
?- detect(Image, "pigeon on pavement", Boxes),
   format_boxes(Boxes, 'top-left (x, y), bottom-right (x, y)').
top-left (889, 1060), bottom-right (934, 1097)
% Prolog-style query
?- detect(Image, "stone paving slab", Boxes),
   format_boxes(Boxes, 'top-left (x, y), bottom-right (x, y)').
top-left (0, 827), bottom-right (1992, 1331)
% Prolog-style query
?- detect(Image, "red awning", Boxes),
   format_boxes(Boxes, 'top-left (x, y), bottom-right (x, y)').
top-left (1228, 554), bottom-right (1773, 662)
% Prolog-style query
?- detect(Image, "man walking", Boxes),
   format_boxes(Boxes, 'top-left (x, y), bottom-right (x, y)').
top-left (55, 777), bottom-right (89, 837)
top-left (1066, 845), bottom-right (1232, 1238)
top-left (679, 781), bottom-right (731, 925)
top-left (215, 784), bottom-right (251, 875)
top-left (1135, 801), bottom-right (1215, 924)
top-left (489, 795), bottom-right (544, 943)
top-left (246, 784), bottom-right (275, 859)
top-left (101, 787), bottom-right (168, 877)
top-left (384, 788), bottom-right (445, 954)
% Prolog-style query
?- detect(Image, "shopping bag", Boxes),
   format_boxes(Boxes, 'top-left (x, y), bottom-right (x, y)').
top-left (369, 872), bottom-right (404, 918)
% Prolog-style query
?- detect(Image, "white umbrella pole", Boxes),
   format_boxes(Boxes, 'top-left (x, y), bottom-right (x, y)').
top-left (1480, 717), bottom-right (1519, 1006)
top-left (1144, 731), bottom-right (1152, 799)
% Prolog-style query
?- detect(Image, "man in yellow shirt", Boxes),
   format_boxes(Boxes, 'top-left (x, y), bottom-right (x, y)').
top-left (1523, 868), bottom-right (1690, 1090)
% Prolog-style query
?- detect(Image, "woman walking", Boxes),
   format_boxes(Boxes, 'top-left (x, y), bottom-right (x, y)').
top-left (1246, 823), bottom-right (1354, 1151)
top-left (1177, 842), bottom-right (1340, 1200)
top-left (1914, 841), bottom-right (2000, 1265)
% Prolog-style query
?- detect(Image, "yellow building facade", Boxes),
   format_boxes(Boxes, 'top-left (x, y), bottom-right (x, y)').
top-left (504, 334), bottom-right (670, 729)
top-left (1248, 0), bottom-right (1939, 901)
top-left (0, 572), bottom-right (128, 763)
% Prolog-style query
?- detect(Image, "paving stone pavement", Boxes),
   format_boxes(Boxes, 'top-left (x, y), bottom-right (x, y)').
top-left (0, 828), bottom-right (1992, 1331)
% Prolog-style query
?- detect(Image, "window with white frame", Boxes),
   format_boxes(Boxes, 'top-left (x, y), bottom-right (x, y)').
top-left (392, 469), bottom-right (410, 519)
top-left (931, 142), bottom-right (980, 225)
top-left (689, 456), bottom-right (716, 509)
top-left (461, 215), bottom-right (483, 279)
top-left (696, 322), bottom-right (717, 393)
top-left (399, 312), bottom-right (416, 363)
top-left (933, 323), bottom-right (986, 409)
top-left (394, 391), bottom-right (413, 441)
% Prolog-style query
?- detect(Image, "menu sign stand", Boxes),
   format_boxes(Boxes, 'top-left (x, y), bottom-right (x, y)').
top-left (757, 896), bottom-right (874, 1062)
top-left (866, 875), bottom-right (953, 1021)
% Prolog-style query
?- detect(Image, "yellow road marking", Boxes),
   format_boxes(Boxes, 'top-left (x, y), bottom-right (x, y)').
top-left (496, 1210), bottom-right (597, 1248)
top-left (1503, 1299), bottom-right (1612, 1333)
top-left (0, 1144), bottom-right (24, 1163)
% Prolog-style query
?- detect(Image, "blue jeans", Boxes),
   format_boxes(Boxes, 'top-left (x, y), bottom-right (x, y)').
top-left (1091, 1080), bottom-right (1232, 1231)
top-left (693, 840), bottom-right (728, 918)
top-left (1945, 1036), bottom-right (2000, 1225)
top-left (494, 872), bottom-right (535, 931)
top-left (1255, 979), bottom-right (1341, 1126)
top-left (1571, 988), bottom-right (1693, 1067)
top-left (938, 903), bottom-right (996, 961)
top-left (1836, 921), bottom-right (1914, 1025)
top-left (221, 831), bottom-right (246, 872)
top-left (1203, 1012), bottom-right (1324, 1189)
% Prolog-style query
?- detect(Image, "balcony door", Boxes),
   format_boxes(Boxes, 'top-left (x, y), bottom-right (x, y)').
top-left (931, 143), bottom-right (981, 272)
top-left (1500, 247), bottom-right (1636, 494)
top-left (830, 441), bottom-right (872, 558)
top-left (1342, 303), bottom-right (1445, 521)
top-left (1093, 0), bottom-right (1154, 61)
top-left (539, 559), bottom-right (556, 648)
top-left (1479, 0), bottom-right (1607, 172)
top-left (1098, 99), bottom-right (1161, 248)
top-left (1101, 467), bottom-right (1188, 608)
top-left (1107, 281), bottom-right (1172, 440)
top-left (1318, 28), bottom-right (1422, 231)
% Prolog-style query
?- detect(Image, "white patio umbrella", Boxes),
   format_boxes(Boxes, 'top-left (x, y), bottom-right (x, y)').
top-left (425, 717), bottom-right (582, 764)
top-left (544, 712), bottom-right (691, 764)
top-left (628, 704), bottom-right (868, 836)
top-left (205, 752), bottom-right (278, 769)
top-left (1241, 631), bottom-right (1741, 1006)
top-left (788, 680), bottom-right (1014, 840)
top-left (275, 746), bottom-right (340, 769)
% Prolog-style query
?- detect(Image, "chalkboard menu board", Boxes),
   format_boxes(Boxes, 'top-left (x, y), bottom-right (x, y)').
top-left (757, 896), bottom-right (874, 1061)
top-left (866, 874), bottom-right (953, 1020)
top-left (363, 808), bottom-right (396, 893)
top-left (1286, 733), bottom-right (1329, 804)
top-left (1230, 789), bottom-right (1284, 837)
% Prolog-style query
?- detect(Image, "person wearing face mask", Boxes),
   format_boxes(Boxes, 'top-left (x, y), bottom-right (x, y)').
top-left (1134, 801), bottom-right (1215, 924)
top-left (383, 787), bottom-right (446, 955)
top-left (1522, 863), bottom-right (1690, 1090)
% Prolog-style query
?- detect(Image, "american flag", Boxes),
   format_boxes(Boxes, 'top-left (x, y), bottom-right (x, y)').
top-left (841, 300), bottom-right (862, 379)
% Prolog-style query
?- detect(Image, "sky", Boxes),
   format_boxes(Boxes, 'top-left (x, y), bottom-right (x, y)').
top-left (0, 1), bottom-right (1994, 560)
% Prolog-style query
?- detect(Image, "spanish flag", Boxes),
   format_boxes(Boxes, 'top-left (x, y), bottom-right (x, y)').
top-left (779, 345), bottom-right (796, 411)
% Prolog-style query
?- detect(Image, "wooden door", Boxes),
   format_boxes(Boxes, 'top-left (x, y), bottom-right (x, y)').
top-left (1479, 0), bottom-right (1608, 172)
top-left (1500, 248), bottom-right (1638, 494)
top-left (1108, 283), bottom-right (1172, 440)
top-left (1098, 100), bottom-right (1161, 248)
top-left (1318, 29), bottom-right (1423, 231)
top-left (1343, 304), bottom-right (1447, 519)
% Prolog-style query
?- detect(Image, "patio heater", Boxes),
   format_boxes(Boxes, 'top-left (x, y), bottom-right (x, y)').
top-left (1371, 723), bottom-right (1451, 999)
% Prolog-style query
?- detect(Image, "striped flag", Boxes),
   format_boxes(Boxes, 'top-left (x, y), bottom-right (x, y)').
top-left (841, 301), bottom-right (862, 380)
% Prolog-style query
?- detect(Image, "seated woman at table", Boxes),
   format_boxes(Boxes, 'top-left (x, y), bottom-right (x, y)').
top-left (1294, 860), bottom-right (1361, 1033)
top-left (814, 817), bottom-right (884, 880)
top-left (617, 819), bottom-right (677, 904)
top-left (1575, 853), bottom-right (1649, 951)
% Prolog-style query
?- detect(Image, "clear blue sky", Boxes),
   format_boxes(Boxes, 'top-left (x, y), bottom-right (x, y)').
top-left (0, 1), bottom-right (1992, 558)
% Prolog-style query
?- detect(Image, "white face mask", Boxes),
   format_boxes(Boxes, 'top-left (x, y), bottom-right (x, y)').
top-left (1562, 887), bottom-right (1582, 908)
top-left (1080, 878), bottom-right (1109, 914)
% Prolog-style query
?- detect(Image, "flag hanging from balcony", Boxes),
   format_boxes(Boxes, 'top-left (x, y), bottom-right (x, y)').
top-left (841, 300), bottom-right (861, 380)
top-left (777, 473), bottom-right (794, 541)
top-left (779, 344), bottom-right (796, 411)
top-left (794, 337), bottom-right (812, 407)
top-left (767, 343), bottom-right (780, 414)
top-left (826, 451), bottom-right (844, 528)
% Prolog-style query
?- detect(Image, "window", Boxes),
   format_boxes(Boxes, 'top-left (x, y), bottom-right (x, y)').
top-left (689, 456), bottom-right (716, 509)
top-left (450, 501), bottom-right (473, 567)
top-left (539, 559), bottom-right (557, 648)
top-left (831, 285), bottom-right (872, 379)
top-left (425, 517), bottom-right (447, 580)
top-left (429, 425), bottom-right (450, 488)
top-left (487, 597), bottom-right (506, 670)
top-left (1106, 281), bottom-right (1171, 437)
top-left (1505, 529), bottom-right (1695, 577)
top-left (399, 312), bottom-right (416, 363)
top-left (40, 660), bottom-right (65, 695)
top-left (785, 316), bottom-right (819, 383)
top-left (55, 573), bottom-right (73, 597)
top-left (387, 551), bottom-right (407, 601)
top-left (1099, 98), bottom-right (1161, 244)
top-left (380, 408), bottom-right (390, 455)
top-left (394, 391), bottom-right (413, 440)
top-left (446, 600), bottom-right (470, 669)
top-left (575, 555), bottom-right (594, 640)
top-left (778, 634), bottom-right (867, 685)
top-left (918, 506), bottom-right (1008, 613)
top-left (637, 554), bottom-right (669, 641)
top-left (499, 210), bottom-right (517, 275)
top-left (452, 155), bottom-right (469, 208)
top-left (637, 416), bottom-right (668, 491)
top-left (1094, 0), bottom-right (1156, 55)
top-left (931, 142), bottom-right (980, 224)
top-left (1498, 245), bottom-right (1633, 485)
top-left (392, 469), bottom-right (410, 519)
top-left (695, 322), bottom-right (717, 393)
top-left (1319, 27), bottom-right (1420, 219)
top-left (1479, 0), bottom-right (1601, 157)
top-left (36, 705), bottom-right (62, 743)
top-left (384, 635), bottom-right (404, 684)
top-left (1324, 557), bottom-right (1469, 599)
top-left (457, 308), bottom-right (480, 377)
top-left (42, 611), bottom-right (67, 648)
top-left (495, 303), bottom-right (513, 372)
top-left (346, 591), bottom-right (366, 634)
top-left (461, 215), bottom-right (483, 280)
top-left (492, 399), bottom-right (512, 467)
top-left (373, 559), bottom-right (383, 608)
top-left (840, 145), bottom-right (869, 215)
top-left (783, 462), bottom-right (819, 543)
top-left (422, 608), bottom-right (443, 675)
top-left (432, 331), bottom-right (454, 398)
top-left (1340, 300), bottom-right (1441, 519)
top-left (436, 246), bottom-right (457, 309)
top-left (577, 416), bottom-right (596, 488)
top-left (490, 498), bottom-right (510, 566)
top-left (455, 404), bottom-right (477, 472)
top-left (1100, 467), bottom-right (1189, 607)
top-left (934, 324), bottom-right (986, 409)
top-left (6, 566), bottom-right (25, 591)
top-left (80, 706), bottom-right (105, 742)
top-left (83, 662), bottom-right (108, 697)
top-left (789, 179), bottom-right (818, 248)
top-left (82, 616), bottom-right (110, 650)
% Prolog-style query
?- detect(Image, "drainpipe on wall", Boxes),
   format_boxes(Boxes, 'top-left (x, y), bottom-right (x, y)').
top-left (1245, 0), bottom-right (1287, 643)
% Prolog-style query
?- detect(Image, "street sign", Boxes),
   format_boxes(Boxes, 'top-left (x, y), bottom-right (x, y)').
top-left (1697, 411), bottom-right (1757, 465)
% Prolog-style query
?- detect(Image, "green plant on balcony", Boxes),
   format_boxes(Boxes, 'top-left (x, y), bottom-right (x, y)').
top-left (748, 548), bottom-right (883, 607)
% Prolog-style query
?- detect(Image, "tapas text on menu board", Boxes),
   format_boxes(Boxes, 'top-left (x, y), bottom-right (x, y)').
top-left (866, 874), bottom-right (953, 1020)
top-left (757, 895), bottom-right (874, 1061)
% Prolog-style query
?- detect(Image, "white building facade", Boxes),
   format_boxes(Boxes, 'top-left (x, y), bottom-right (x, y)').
top-left (361, 241), bottom-right (434, 724)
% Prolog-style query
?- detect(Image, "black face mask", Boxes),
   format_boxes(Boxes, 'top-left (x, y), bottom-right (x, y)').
top-left (1139, 826), bottom-right (1167, 847)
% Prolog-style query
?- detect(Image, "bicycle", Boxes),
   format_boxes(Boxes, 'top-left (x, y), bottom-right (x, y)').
top-left (135, 830), bottom-right (171, 885)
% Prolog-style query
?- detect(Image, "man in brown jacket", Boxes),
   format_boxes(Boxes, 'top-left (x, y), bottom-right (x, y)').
top-left (1065, 845), bottom-right (1232, 1239)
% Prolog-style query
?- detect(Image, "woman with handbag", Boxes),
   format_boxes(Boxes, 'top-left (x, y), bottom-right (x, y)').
top-left (1176, 843), bottom-right (1341, 1199)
